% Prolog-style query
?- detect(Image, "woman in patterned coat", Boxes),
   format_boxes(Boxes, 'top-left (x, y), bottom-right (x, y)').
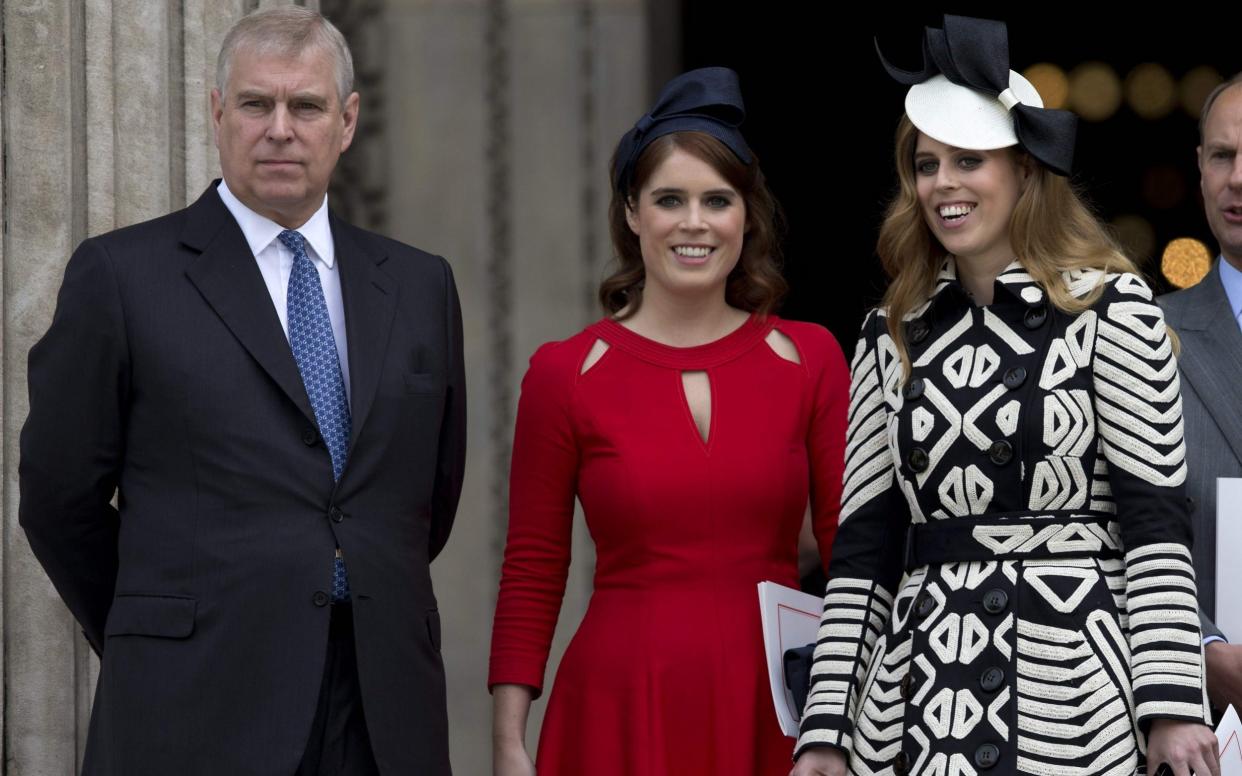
top-left (792, 16), bottom-right (1218, 776)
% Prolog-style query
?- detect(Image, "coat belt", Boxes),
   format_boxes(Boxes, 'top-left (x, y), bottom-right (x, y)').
top-left (903, 510), bottom-right (1120, 570)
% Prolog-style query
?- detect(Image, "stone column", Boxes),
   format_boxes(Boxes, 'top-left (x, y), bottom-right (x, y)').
top-left (0, 1), bottom-right (304, 770)
top-left (382, 1), bottom-right (650, 772)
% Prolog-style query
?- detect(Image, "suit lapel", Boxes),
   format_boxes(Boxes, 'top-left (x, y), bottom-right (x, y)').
top-left (333, 213), bottom-right (397, 450)
top-left (1174, 266), bottom-right (1242, 463)
top-left (181, 185), bottom-right (317, 426)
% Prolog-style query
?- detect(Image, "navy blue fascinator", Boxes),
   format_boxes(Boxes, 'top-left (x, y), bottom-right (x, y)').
top-left (612, 67), bottom-right (752, 195)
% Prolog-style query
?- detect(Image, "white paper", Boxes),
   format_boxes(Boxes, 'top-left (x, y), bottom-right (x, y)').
top-left (757, 581), bottom-right (822, 738)
top-left (1214, 705), bottom-right (1242, 775)
top-left (1217, 479), bottom-right (1242, 642)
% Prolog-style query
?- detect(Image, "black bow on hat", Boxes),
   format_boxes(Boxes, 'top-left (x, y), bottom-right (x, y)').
top-left (877, 15), bottom-right (1077, 176)
top-left (612, 67), bottom-right (752, 195)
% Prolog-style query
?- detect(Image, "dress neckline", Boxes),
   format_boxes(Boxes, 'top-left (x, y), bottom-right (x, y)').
top-left (587, 313), bottom-right (776, 369)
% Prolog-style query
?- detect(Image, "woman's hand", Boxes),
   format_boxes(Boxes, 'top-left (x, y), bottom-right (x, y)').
top-left (789, 747), bottom-right (847, 776)
top-left (493, 739), bottom-right (536, 776)
top-left (1146, 718), bottom-right (1219, 776)
top-left (493, 684), bottom-right (537, 776)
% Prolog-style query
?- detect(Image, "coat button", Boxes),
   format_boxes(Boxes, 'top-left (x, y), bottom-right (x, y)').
top-left (903, 377), bottom-right (926, 401)
top-left (974, 743), bottom-right (1000, 770)
top-left (893, 751), bottom-right (911, 775)
top-left (312, 591), bottom-right (330, 607)
top-left (329, 506), bottom-right (345, 523)
top-left (301, 426), bottom-right (319, 446)
top-left (982, 588), bottom-right (1009, 614)
top-left (988, 440), bottom-right (1013, 465)
top-left (1002, 366), bottom-right (1027, 389)
top-left (980, 666), bottom-right (1005, 692)
top-left (900, 672), bottom-right (919, 700)
top-left (907, 319), bottom-right (930, 345)
top-left (1023, 306), bottom-right (1047, 330)
top-left (915, 592), bottom-right (936, 619)
top-left (908, 447), bottom-right (930, 473)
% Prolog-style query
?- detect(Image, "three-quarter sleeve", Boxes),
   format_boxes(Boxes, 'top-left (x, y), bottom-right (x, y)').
top-left (488, 341), bottom-right (581, 696)
top-left (796, 311), bottom-right (911, 758)
top-left (1089, 273), bottom-right (1209, 726)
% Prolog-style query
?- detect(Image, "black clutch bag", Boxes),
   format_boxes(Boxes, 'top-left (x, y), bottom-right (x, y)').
top-left (783, 643), bottom-right (815, 719)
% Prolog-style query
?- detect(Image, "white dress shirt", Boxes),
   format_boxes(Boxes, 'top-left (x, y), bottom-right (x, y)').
top-left (216, 180), bottom-right (351, 402)
top-left (1219, 255), bottom-right (1242, 335)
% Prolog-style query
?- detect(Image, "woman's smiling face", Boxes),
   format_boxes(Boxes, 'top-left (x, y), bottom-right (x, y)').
top-left (626, 147), bottom-right (747, 301)
top-left (914, 133), bottom-right (1029, 267)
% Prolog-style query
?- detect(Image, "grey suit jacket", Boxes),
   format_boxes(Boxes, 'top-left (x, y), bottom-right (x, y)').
top-left (1159, 260), bottom-right (1242, 641)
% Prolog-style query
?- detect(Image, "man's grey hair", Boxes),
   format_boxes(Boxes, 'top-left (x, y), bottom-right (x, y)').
top-left (216, 6), bottom-right (354, 106)
top-left (1199, 72), bottom-right (1242, 146)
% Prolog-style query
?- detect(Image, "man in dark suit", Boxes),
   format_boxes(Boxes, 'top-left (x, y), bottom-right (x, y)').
top-left (18, 7), bottom-right (464, 775)
top-left (1160, 73), bottom-right (1242, 719)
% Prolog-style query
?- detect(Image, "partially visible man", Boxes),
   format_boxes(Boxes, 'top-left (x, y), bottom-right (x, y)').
top-left (1160, 73), bottom-right (1242, 718)
top-left (19, 8), bottom-right (464, 775)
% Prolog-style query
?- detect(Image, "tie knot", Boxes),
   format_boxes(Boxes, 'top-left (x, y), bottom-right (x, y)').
top-left (278, 229), bottom-right (306, 255)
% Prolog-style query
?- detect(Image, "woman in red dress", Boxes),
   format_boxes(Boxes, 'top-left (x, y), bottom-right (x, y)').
top-left (488, 67), bottom-right (849, 776)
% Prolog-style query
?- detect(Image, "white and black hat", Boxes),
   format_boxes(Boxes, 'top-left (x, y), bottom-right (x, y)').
top-left (878, 15), bottom-right (1077, 176)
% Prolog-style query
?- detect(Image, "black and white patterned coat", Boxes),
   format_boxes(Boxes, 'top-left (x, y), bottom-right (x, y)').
top-left (796, 260), bottom-right (1209, 775)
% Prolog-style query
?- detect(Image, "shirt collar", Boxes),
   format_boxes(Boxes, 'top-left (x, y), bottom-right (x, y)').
top-left (216, 180), bottom-right (335, 268)
top-left (1218, 256), bottom-right (1242, 323)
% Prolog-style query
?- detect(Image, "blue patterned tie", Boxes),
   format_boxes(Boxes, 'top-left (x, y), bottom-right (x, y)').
top-left (279, 229), bottom-right (352, 602)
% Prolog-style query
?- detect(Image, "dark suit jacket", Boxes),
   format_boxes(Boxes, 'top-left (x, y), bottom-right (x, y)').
top-left (18, 184), bottom-right (466, 776)
top-left (1159, 260), bottom-right (1242, 641)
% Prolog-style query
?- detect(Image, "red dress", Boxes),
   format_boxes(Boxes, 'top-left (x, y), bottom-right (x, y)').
top-left (489, 314), bottom-right (848, 776)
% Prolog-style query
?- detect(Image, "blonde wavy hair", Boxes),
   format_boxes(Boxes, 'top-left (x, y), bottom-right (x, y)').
top-left (878, 115), bottom-right (1141, 378)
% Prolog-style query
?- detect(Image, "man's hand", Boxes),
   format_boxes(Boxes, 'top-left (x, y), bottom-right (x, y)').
top-left (1206, 641), bottom-right (1242, 712)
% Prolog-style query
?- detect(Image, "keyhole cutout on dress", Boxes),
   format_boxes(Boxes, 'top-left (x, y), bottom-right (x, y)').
top-left (581, 339), bottom-right (610, 374)
top-left (764, 329), bottom-right (801, 364)
top-left (681, 371), bottom-right (712, 445)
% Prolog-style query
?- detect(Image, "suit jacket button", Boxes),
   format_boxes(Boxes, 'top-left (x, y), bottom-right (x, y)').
top-left (982, 588), bottom-right (1009, 614)
top-left (980, 666), bottom-right (1005, 692)
top-left (893, 751), bottom-right (911, 775)
top-left (974, 743), bottom-right (1000, 770)
top-left (302, 427), bottom-right (319, 446)
top-left (329, 506), bottom-right (344, 523)
top-left (915, 592), bottom-right (936, 619)
top-left (312, 591), bottom-right (330, 607)
top-left (902, 377), bottom-right (926, 401)
top-left (1002, 366), bottom-right (1027, 389)
top-left (988, 440), bottom-right (1013, 465)
top-left (1023, 306), bottom-right (1047, 330)
top-left (908, 447), bottom-right (930, 473)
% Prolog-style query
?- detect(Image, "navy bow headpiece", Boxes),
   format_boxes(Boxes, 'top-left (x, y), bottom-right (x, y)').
top-left (877, 15), bottom-right (1077, 176)
top-left (612, 67), bottom-right (752, 194)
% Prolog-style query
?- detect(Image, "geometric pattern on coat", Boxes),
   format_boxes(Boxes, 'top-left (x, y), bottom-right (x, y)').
top-left (797, 260), bottom-right (1208, 775)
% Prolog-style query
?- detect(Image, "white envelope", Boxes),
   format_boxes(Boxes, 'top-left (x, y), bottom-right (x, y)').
top-left (757, 581), bottom-right (822, 738)
top-left (1214, 704), bottom-right (1242, 775)
top-left (1217, 478), bottom-right (1242, 641)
